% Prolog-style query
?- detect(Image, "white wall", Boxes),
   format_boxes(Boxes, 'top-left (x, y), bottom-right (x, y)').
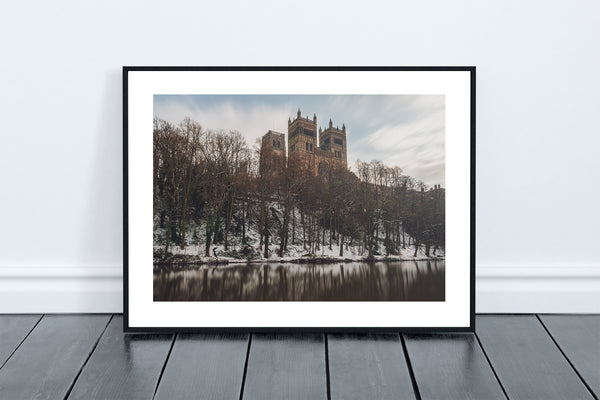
top-left (1, 0), bottom-right (598, 313)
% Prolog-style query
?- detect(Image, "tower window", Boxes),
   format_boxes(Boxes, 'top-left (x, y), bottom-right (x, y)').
top-left (305, 142), bottom-right (308, 151)
top-left (273, 140), bottom-right (276, 147)
top-left (310, 143), bottom-right (313, 151)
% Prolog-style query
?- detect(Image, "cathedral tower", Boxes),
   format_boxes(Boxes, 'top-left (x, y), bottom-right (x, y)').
top-left (319, 119), bottom-right (347, 168)
top-left (261, 109), bottom-right (349, 177)
top-left (288, 109), bottom-right (318, 171)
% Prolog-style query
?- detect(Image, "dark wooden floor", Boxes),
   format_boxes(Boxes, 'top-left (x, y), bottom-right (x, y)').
top-left (0, 315), bottom-right (597, 400)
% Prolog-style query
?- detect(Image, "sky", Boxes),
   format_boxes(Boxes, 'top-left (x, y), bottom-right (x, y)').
top-left (154, 95), bottom-right (445, 187)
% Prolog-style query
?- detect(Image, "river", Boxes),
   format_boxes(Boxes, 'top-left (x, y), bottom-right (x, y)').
top-left (153, 260), bottom-right (444, 302)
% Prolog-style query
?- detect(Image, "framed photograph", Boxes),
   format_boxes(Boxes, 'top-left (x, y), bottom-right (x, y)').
top-left (123, 67), bottom-right (475, 332)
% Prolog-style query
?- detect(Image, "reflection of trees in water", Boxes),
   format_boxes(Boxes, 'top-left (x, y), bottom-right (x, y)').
top-left (153, 261), bottom-right (444, 302)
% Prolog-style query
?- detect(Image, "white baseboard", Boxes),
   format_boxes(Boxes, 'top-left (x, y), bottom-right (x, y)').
top-left (476, 266), bottom-right (600, 313)
top-left (0, 266), bottom-right (598, 314)
top-left (0, 267), bottom-right (123, 313)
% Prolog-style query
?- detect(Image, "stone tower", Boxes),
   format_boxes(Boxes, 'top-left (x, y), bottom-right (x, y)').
top-left (319, 119), bottom-right (347, 168)
top-left (262, 109), bottom-right (349, 177)
top-left (261, 130), bottom-right (285, 153)
top-left (260, 130), bottom-right (286, 174)
top-left (288, 109), bottom-right (318, 171)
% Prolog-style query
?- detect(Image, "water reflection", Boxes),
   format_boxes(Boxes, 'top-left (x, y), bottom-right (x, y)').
top-left (154, 261), bottom-right (444, 302)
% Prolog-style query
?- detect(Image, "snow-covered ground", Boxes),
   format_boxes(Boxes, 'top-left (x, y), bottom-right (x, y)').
top-left (154, 209), bottom-right (444, 265)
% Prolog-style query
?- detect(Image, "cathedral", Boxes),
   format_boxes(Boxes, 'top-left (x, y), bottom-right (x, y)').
top-left (261, 109), bottom-right (348, 176)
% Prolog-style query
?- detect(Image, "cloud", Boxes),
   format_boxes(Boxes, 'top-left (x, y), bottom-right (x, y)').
top-left (155, 97), bottom-right (293, 150)
top-left (349, 99), bottom-right (445, 186)
top-left (154, 94), bottom-right (445, 187)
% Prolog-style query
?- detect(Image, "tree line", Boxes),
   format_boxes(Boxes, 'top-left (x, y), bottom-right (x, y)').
top-left (153, 117), bottom-right (445, 260)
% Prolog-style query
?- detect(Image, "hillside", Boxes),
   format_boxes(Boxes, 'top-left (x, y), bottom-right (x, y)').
top-left (154, 202), bottom-right (444, 266)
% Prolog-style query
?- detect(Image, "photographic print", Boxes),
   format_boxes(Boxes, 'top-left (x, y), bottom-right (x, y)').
top-left (124, 68), bottom-right (474, 330)
top-left (152, 95), bottom-right (445, 302)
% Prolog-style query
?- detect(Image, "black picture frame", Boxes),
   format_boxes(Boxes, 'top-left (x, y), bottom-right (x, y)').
top-left (123, 66), bottom-right (475, 333)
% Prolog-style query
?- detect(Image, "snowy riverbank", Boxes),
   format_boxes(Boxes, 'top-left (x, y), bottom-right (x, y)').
top-left (154, 209), bottom-right (444, 268)
top-left (154, 242), bottom-right (444, 268)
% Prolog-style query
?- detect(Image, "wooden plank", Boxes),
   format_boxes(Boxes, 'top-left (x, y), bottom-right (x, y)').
top-left (476, 315), bottom-right (594, 400)
top-left (0, 314), bottom-right (41, 368)
top-left (0, 314), bottom-right (110, 400)
top-left (242, 333), bottom-right (327, 400)
top-left (66, 315), bottom-right (173, 400)
top-left (404, 333), bottom-right (506, 400)
top-left (154, 333), bottom-right (249, 400)
top-left (539, 314), bottom-right (600, 397)
top-left (328, 333), bottom-right (416, 400)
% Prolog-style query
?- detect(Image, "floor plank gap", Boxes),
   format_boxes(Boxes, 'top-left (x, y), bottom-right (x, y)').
top-left (324, 334), bottom-right (331, 400)
top-left (152, 333), bottom-right (177, 400)
top-left (400, 334), bottom-right (422, 400)
top-left (0, 314), bottom-right (43, 371)
top-left (535, 315), bottom-right (598, 400)
top-left (473, 330), bottom-right (510, 400)
top-left (477, 315), bottom-right (594, 399)
top-left (63, 314), bottom-right (114, 400)
top-left (238, 333), bottom-right (252, 400)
